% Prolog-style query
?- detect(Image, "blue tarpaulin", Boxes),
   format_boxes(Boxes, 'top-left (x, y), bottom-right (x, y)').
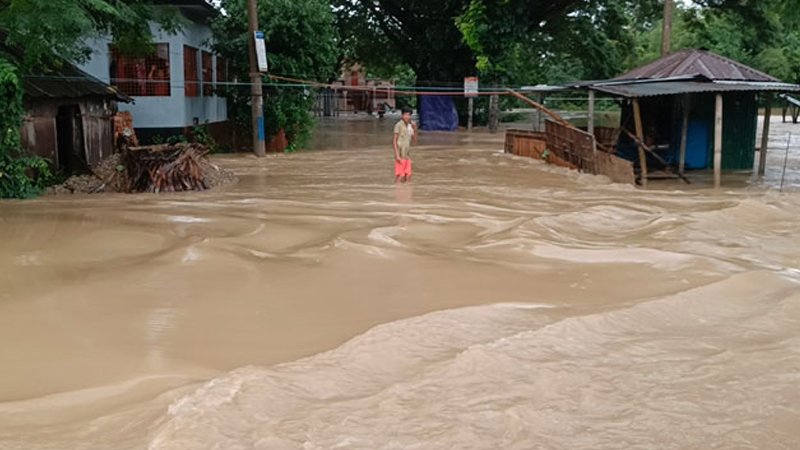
top-left (419, 96), bottom-right (459, 131)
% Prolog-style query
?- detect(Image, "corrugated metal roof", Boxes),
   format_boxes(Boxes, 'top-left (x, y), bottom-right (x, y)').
top-left (22, 63), bottom-right (132, 103)
top-left (590, 80), bottom-right (800, 98)
top-left (520, 85), bottom-right (569, 93)
top-left (2, 37), bottom-right (131, 103)
top-left (781, 94), bottom-right (800, 108)
top-left (616, 49), bottom-right (778, 82)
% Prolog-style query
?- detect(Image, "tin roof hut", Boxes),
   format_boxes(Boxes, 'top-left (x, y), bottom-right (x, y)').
top-left (576, 49), bottom-right (800, 186)
top-left (19, 61), bottom-right (133, 173)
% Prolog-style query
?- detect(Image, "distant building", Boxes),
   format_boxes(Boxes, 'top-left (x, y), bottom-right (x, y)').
top-left (323, 64), bottom-right (396, 115)
top-left (78, 0), bottom-right (228, 144)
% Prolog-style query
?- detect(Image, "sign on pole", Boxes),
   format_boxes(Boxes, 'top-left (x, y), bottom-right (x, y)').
top-left (464, 77), bottom-right (479, 97)
top-left (254, 31), bottom-right (268, 72)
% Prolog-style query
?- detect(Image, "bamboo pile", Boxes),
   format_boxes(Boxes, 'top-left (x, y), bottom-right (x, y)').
top-left (124, 143), bottom-right (210, 193)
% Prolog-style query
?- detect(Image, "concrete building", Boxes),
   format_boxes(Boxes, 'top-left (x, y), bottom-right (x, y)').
top-left (78, 0), bottom-right (228, 143)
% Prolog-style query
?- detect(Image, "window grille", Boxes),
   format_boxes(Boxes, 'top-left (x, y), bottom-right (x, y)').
top-left (110, 44), bottom-right (171, 97)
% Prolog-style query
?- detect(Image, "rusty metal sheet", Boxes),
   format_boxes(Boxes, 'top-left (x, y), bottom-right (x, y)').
top-left (615, 49), bottom-right (777, 82)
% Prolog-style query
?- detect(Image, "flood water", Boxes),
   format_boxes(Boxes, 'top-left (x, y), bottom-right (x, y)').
top-left (1, 115), bottom-right (799, 449)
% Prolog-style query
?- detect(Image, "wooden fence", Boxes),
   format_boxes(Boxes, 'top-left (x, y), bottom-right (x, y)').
top-left (505, 121), bottom-right (635, 184)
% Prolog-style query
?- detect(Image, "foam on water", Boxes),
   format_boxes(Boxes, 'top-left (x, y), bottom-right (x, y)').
top-left (7, 274), bottom-right (788, 449)
top-left (136, 272), bottom-right (800, 450)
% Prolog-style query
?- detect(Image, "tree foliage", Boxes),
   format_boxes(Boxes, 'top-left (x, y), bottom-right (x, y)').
top-left (0, 0), bottom-right (183, 69)
top-left (213, 0), bottom-right (339, 151)
top-left (0, 57), bottom-right (51, 198)
top-left (458, 0), bottom-right (663, 85)
top-left (629, 0), bottom-right (800, 84)
top-left (332, 0), bottom-right (662, 87)
top-left (332, 0), bottom-right (479, 83)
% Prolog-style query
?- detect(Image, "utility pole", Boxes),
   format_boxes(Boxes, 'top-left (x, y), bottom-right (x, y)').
top-left (661, 0), bottom-right (674, 57)
top-left (247, 0), bottom-right (266, 156)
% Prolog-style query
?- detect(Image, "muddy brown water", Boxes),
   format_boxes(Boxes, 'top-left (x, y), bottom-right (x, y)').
top-left (1, 115), bottom-right (799, 449)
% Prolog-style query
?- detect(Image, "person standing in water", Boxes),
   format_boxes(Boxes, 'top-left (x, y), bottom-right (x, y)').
top-left (393, 108), bottom-right (417, 183)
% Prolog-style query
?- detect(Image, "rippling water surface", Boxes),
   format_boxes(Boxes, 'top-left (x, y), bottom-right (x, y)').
top-left (1, 116), bottom-right (799, 449)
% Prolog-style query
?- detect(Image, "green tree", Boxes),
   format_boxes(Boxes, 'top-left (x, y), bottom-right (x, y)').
top-left (213, 0), bottom-right (339, 151)
top-left (458, 0), bottom-right (661, 85)
top-left (332, 0), bottom-right (476, 84)
top-left (628, 0), bottom-right (800, 84)
top-left (333, 0), bottom-right (596, 127)
top-left (0, 0), bottom-right (183, 69)
top-left (0, 57), bottom-right (51, 198)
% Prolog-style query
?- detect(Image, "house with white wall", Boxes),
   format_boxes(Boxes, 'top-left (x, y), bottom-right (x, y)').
top-left (78, 0), bottom-right (228, 144)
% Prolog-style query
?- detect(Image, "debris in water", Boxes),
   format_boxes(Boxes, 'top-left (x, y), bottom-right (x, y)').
top-left (46, 143), bottom-right (237, 195)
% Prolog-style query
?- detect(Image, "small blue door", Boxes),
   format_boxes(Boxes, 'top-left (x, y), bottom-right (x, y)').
top-left (685, 120), bottom-right (709, 169)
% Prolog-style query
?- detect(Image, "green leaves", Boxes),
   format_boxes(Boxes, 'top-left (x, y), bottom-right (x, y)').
top-left (0, 56), bottom-right (52, 199)
top-left (212, 0), bottom-right (339, 148)
top-left (0, 0), bottom-right (183, 69)
top-left (0, 57), bottom-right (22, 153)
top-left (331, 0), bottom-right (476, 81)
top-left (79, 0), bottom-right (121, 16)
top-left (630, 1), bottom-right (800, 83)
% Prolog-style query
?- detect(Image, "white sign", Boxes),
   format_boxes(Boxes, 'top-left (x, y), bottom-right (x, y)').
top-left (254, 31), bottom-right (268, 72)
top-left (464, 76), bottom-right (479, 97)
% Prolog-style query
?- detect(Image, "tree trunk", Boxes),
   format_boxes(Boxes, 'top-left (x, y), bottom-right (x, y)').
top-left (489, 94), bottom-right (500, 134)
top-left (662, 0), bottom-right (674, 57)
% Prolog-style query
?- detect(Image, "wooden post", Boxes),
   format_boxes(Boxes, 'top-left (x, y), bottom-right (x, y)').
top-left (633, 99), bottom-right (648, 187)
top-left (588, 90), bottom-right (595, 136)
top-left (759, 92), bottom-right (772, 177)
top-left (714, 93), bottom-right (723, 188)
top-left (536, 93), bottom-right (544, 131)
top-left (468, 97), bottom-right (474, 131)
top-left (679, 94), bottom-right (691, 175)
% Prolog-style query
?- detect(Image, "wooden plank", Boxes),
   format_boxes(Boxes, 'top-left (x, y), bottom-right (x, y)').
top-left (505, 122), bottom-right (632, 184)
top-left (758, 92), bottom-right (772, 177)
top-left (714, 93), bottom-right (723, 188)
top-left (504, 129), bottom-right (547, 159)
top-left (588, 90), bottom-right (596, 136)
top-left (621, 128), bottom-right (691, 184)
top-left (536, 93), bottom-right (544, 132)
top-left (632, 99), bottom-right (648, 187)
top-left (679, 94), bottom-right (690, 175)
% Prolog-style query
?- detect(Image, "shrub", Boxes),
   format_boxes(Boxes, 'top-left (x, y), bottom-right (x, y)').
top-left (0, 58), bottom-right (52, 199)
